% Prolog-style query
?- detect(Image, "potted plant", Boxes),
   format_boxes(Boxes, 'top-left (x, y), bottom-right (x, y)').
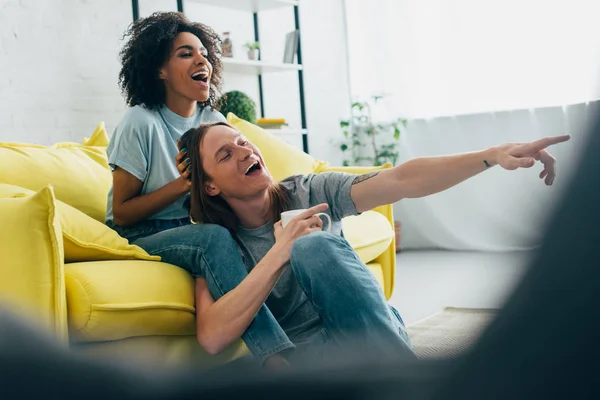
top-left (339, 95), bottom-right (407, 251)
top-left (220, 91), bottom-right (258, 124)
top-left (244, 41), bottom-right (260, 60)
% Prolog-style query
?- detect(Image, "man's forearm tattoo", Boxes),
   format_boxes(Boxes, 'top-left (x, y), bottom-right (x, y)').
top-left (352, 171), bottom-right (380, 185)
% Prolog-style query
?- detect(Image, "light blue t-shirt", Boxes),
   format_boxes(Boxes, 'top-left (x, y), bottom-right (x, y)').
top-left (105, 104), bottom-right (226, 223)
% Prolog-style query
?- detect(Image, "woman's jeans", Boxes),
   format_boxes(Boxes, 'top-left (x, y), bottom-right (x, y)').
top-left (108, 219), bottom-right (412, 365)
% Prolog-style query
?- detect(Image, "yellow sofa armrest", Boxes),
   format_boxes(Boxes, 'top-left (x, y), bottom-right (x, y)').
top-left (318, 164), bottom-right (396, 299)
top-left (0, 187), bottom-right (69, 343)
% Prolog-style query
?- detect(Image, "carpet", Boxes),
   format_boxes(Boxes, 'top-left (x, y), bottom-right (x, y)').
top-left (407, 307), bottom-right (497, 358)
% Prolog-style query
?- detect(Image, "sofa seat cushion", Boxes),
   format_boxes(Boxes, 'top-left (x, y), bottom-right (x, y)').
top-left (65, 258), bottom-right (386, 345)
top-left (343, 211), bottom-right (395, 264)
top-left (65, 260), bottom-right (196, 343)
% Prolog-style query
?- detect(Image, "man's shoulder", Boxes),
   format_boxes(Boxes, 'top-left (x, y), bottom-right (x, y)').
top-left (280, 174), bottom-right (313, 190)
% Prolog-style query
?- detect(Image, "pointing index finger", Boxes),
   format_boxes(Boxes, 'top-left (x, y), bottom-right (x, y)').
top-left (527, 135), bottom-right (571, 152)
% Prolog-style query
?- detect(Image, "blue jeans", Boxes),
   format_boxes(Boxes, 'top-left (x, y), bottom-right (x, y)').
top-left (108, 220), bottom-right (412, 365)
top-left (286, 232), bottom-right (413, 365)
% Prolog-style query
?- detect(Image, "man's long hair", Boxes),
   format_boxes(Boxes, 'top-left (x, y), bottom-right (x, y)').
top-left (179, 122), bottom-right (292, 232)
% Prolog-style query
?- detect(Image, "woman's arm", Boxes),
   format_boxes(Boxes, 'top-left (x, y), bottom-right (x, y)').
top-left (351, 135), bottom-right (570, 213)
top-left (194, 204), bottom-right (328, 354)
top-left (111, 167), bottom-right (190, 227)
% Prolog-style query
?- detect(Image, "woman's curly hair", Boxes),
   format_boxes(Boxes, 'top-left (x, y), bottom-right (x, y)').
top-left (118, 12), bottom-right (223, 110)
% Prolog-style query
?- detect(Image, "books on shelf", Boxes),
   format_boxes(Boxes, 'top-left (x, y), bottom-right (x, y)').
top-left (258, 118), bottom-right (288, 129)
top-left (283, 30), bottom-right (299, 64)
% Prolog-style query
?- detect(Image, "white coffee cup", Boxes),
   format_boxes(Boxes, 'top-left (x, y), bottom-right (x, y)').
top-left (280, 209), bottom-right (332, 232)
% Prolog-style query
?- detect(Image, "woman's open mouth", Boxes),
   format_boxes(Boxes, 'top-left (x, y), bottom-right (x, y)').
top-left (191, 71), bottom-right (209, 87)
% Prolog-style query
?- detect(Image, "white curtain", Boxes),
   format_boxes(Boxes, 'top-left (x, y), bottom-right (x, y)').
top-left (394, 102), bottom-right (597, 250)
top-left (344, 0), bottom-right (600, 250)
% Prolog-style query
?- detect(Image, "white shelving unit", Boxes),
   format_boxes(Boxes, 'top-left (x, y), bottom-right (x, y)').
top-left (185, 0), bottom-right (298, 12)
top-left (265, 128), bottom-right (307, 136)
top-left (179, 0), bottom-right (310, 153)
top-left (221, 58), bottom-right (302, 75)
top-left (132, 0), bottom-right (309, 153)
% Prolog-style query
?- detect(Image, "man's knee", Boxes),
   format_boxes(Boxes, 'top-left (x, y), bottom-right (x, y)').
top-left (292, 231), bottom-right (336, 254)
top-left (290, 232), bottom-right (348, 272)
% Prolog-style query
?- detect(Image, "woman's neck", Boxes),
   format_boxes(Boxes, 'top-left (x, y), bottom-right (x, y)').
top-left (228, 190), bottom-right (272, 229)
top-left (164, 92), bottom-right (197, 118)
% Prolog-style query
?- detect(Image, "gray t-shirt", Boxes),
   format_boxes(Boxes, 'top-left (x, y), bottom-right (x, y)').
top-left (235, 172), bottom-right (359, 342)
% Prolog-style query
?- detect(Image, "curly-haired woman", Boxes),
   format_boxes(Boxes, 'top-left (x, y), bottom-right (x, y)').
top-left (105, 12), bottom-right (296, 368)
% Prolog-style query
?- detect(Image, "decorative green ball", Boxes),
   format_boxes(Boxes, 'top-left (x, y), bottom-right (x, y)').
top-left (220, 91), bottom-right (258, 124)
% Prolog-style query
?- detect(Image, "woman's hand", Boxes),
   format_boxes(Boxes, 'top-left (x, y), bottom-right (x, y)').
top-left (273, 203), bottom-right (329, 263)
top-left (493, 135), bottom-right (571, 186)
top-left (175, 146), bottom-right (192, 193)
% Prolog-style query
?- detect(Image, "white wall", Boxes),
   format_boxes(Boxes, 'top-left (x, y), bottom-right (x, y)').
top-left (0, 0), bottom-right (351, 165)
top-left (0, 0), bottom-right (131, 144)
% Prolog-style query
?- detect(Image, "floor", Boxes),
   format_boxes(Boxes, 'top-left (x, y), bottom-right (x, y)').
top-left (388, 250), bottom-right (534, 325)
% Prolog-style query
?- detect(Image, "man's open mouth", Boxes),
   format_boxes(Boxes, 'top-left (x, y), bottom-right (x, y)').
top-left (245, 161), bottom-right (262, 175)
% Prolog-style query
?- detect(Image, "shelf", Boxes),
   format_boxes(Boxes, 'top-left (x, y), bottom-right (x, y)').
top-left (189, 0), bottom-right (298, 12)
top-left (222, 58), bottom-right (302, 74)
top-left (262, 129), bottom-right (307, 136)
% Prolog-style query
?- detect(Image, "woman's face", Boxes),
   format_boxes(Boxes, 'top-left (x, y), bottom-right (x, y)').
top-left (200, 125), bottom-right (272, 199)
top-left (160, 32), bottom-right (212, 104)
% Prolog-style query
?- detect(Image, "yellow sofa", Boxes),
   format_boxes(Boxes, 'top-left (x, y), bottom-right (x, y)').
top-left (0, 114), bottom-right (396, 369)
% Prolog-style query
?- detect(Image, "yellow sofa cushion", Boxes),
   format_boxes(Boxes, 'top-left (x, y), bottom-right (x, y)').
top-left (343, 210), bottom-right (394, 264)
top-left (0, 122), bottom-right (111, 221)
top-left (65, 260), bottom-right (196, 343)
top-left (226, 112), bottom-right (328, 181)
top-left (64, 259), bottom-right (385, 346)
top-left (0, 186), bottom-right (67, 341)
top-left (0, 183), bottom-right (160, 263)
top-left (366, 262), bottom-right (385, 290)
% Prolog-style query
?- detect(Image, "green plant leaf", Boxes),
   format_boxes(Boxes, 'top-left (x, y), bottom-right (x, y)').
top-left (340, 144), bottom-right (348, 151)
top-left (393, 126), bottom-right (401, 140)
top-left (221, 90), bottom-right (257, 124)
top-left (401, 119), bottom-right (408, 128)
top-left (339, 120), bottom-right (350, 128)
top-left (343, 160), bottom-right (349, 167)
top-left (351, 102), bottom-right (364, 111)
top-left (342, 130), bottom-right (349, 138)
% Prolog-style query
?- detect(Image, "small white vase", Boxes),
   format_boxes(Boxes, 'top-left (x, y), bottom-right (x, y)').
top-left (247, 49), bottom-right (258, 60)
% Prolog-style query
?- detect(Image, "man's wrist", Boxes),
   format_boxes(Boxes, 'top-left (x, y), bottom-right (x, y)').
top-left (482, 148), bottom-right (499, 168)
top-left (268, 243), bottom-right (291, 269)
